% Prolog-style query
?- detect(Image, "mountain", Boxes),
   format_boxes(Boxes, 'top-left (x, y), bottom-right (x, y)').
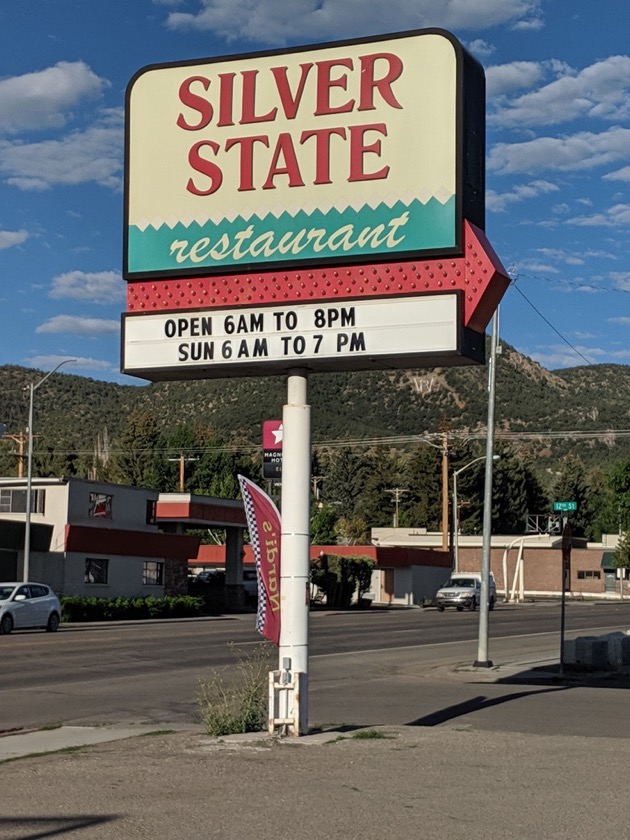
top-left (1, 344), bottom-right (629, 477)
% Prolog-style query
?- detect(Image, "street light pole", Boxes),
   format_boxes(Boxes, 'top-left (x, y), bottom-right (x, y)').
top-left (23, 359), bottom-right (76, 582)
top-left (452, 455), bottom-right (499, 574)
top-left (475, 308), bottom-right (500, 668)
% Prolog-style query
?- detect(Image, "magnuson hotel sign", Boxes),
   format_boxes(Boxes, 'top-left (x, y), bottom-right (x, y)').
top-left (122, 29), bottom-right (508, 380)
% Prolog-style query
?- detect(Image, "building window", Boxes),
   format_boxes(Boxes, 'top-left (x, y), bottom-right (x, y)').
top-left (85, 558), bottom-right (109, 584)
top-left (577, 570), bottom-right (601, 580)
top-left (89, 492), bottom-right (112, 519)
top-left (146, 499), bottom-right (157, 525)
top-left (143, 561), bottom-right (164, 586)
top-left (0, 488), bottom-right (45, 514)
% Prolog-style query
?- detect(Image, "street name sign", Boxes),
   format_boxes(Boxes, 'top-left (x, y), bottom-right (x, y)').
top-left (553, 501), bottom-right (577, 512)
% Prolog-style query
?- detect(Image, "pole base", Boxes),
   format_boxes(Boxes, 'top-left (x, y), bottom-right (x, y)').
top-left (473, 660), bottom-right (494, 668)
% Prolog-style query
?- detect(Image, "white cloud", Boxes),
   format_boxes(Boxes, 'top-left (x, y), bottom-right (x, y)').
top-left (491, 56), bottom-right (630, 128)
top-left (603, 166), bottom-right (630, 182)
top-left (511, 15), bottom-right (544, 30)
top-left (487, 178), bottom-right (558, 212)
top-left (466, 39), bottom-right (495, 59)
top-left (610, 272), bottom-right (630, 291)
top-left (521, 261), bottom-right (559, 274)
top-left (486, 61), bottom-right (545, 96)
top-left (0, 111), bottom-right (123, 191)
top-left (488, 126), bottom-right (630, 175)
top-left (536, 248), bottom-right (584, 266)
top-left (25, 354), bottom-right (113, 372)
top-left (609, 316), bottom-right (630, 324)
top-left (36, 315), bottom-right (120, 335)
top-left (526, 345), bottom-right (598, 369)
top-left (0, 229), bottom-right (29, 249)
top-left (165, 0), bottom-right (543, 45)
top-left (49, 271), bottom-right (125, 304)
top-left (0, 62), bottom-right (107, 135)
top-left (567, 204), bottom-right (630, 228)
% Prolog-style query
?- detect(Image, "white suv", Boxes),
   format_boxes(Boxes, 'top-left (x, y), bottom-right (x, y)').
top-left (435, 573), bottom-right (496, 612)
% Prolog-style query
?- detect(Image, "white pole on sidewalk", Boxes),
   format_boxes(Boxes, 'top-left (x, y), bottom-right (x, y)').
top-left (475, 308), bottom-right (499, 667)
top-left (279, 369), bottom-right (311, 734)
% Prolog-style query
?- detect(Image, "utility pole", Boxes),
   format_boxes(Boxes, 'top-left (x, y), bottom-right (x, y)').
top-left (0, 431), bottom-right (28, 477)
top-left (167, 453), bottom-right (199, 492)
top-left (385, 488), bottom-right (408, 528)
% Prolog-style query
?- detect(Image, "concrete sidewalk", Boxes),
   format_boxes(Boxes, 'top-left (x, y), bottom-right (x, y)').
top-left (2, 718), bottom-right (627, 839)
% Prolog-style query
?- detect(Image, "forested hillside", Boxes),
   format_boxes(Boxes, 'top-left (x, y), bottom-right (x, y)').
top-left (1, 344), bottom-right (630, 474)
top-left (2, 346), bottom-right (630, 540)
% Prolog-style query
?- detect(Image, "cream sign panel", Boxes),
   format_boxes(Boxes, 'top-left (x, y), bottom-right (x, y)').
top-left (125, 31), bottom-right (460, 277)
top-left (122, 295), bottom-right (459, 377)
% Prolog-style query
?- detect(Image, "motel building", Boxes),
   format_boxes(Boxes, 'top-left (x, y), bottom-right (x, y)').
top-left (0, 478), bottom-right (244, 601)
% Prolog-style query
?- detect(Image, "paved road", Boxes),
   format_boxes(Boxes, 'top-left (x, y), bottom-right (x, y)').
top-left (2, 601), bottom-right (629, 735)
top-left (2, 602), bottom-right (630, 839)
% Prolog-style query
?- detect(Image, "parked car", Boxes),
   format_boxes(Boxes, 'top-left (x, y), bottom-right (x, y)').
top-left (435, 573), bottom-right (496, 612)
top-left (0, 582), bottom-right (61, 634)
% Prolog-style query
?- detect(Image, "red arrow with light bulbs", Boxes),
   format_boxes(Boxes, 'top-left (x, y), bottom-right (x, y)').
top-left (126, 219), bottom-right (510, 335)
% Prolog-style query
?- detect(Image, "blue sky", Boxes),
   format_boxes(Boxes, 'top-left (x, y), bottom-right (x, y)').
top-left (1, 0), bottom-right (629, 383)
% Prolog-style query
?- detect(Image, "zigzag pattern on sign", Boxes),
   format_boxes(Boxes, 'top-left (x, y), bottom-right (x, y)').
top-left (133, 190), bottom-right (454, 232)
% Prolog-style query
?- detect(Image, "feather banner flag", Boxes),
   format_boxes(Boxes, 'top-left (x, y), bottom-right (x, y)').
top-left (237, 475), bottom-right (281, 645)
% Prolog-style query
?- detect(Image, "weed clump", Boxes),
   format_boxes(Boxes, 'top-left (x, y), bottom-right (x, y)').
top-left (198, 643), bottom-right (274, 737)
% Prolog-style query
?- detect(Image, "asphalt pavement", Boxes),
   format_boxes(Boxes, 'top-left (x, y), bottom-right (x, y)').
top-left (3, 629), bottom-right (630, 840)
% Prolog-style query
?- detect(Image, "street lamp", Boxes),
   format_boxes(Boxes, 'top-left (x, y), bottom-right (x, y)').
top-left (452, 455), bottom-right (499, 574)
top-left (23, 359), bottom-right (76, 582)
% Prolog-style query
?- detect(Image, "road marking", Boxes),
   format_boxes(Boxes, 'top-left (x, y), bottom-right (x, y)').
top-left (311, 624), bottom-right (626, 658)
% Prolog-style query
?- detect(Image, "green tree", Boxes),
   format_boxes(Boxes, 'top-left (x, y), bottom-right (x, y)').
top-left (459, 447), bottom-right (547, 535)
top-left (34, 443), bottom-right (80, 478)
top-left (108, 409), bottom-right (162, 487)
top-left (334, 515), bottom-right (369, 545)
top-left (153, 423), bottom-right (199, 491)
top-left (606, 459), bottom-right (630, 532)
top-left (310, 554), bottom-right (374, 608)
top-left (310, 502), bottom-right (339, 545)
top-left (359, 450), bottom-right (408, 528)
top-left (612, 530), bottom-right (630, 568)
top-left (404, 444), bottom-right (442, 530)
top-left (190, 429), bottom-right (253, 498)
top-left (321, 448), bottom-right (370, 519)
top-left (550, 455), bottom-right (592, 538)
top-left (585, 466), bottom-right (618, 540)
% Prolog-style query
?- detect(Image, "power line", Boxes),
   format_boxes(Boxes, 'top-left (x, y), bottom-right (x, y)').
top-left (509, 277), bottom-right (595, 366)
top-left (10, 427), bottom-right (630, 461)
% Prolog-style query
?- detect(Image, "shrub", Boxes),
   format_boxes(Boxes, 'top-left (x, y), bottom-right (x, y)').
top-left (198, 643), bottom-right (273, 736)
top-left (60, 595), bottom-right (204, 622)
top-left (310, 554), bottom-right (374, 608)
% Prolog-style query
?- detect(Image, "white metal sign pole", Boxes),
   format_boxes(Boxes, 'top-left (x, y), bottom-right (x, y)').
top-left (279, 368), bottom-right (311, 735)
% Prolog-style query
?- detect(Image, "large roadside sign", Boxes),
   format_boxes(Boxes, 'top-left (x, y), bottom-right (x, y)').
top-left (122, 29), bottom-right (509, 380)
